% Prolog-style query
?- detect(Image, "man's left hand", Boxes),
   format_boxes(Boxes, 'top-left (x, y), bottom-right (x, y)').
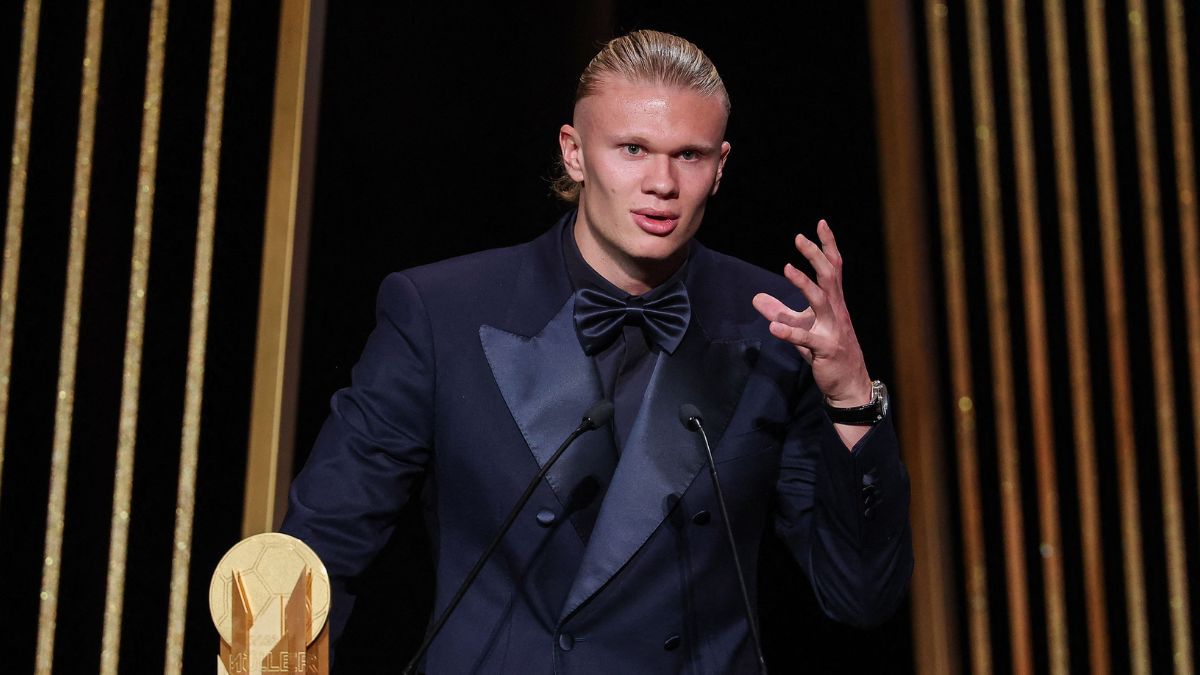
top-left (752, 220), bottom-right (874, 447)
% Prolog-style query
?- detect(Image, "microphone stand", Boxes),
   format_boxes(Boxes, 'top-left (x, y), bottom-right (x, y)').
top-left (401, 400), bottom-right (613, 675)
top-left (680, 404), bottom-right (768, 675)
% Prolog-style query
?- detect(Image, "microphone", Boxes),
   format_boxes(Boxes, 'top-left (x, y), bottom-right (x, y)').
top-left (679, 404), bottom-right (768, 675)
top-left (403, 400), bottom-right (613, 674)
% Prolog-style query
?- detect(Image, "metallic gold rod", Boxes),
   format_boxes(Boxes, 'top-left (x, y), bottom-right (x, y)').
top-left (163, 0), bottom-right (230, 671)
top-left (34, 1), bottom-right (105, 671)
top-left (1125, 2), bottom-right (1194, 671)
top-left (1163, 0), bottom-right (1200, 572)
top-left (1083, 1), bottom-right (1150, 671)
top-left (245, 0), bottom-right (322, 536)
top-left (0, 0), bottom-right (42, 508)
top-left (965, 1), bottom-right (1034, 672)
top-left (1001, 1), bottom-right (1069, 672)
top-left (1044, 1), bottom-right (1110, 672)
top-left (925, 2), bottom-right (993, 673)
top-left (866, 2), bottom-right (958, 672)
top-left (98, 1), bottom-right (169, 672)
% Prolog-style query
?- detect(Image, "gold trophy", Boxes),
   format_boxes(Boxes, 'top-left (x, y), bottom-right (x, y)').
top-left (210, 533), bottom-right (331, 674)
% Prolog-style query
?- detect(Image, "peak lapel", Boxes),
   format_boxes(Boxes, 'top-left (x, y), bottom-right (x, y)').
top-left (480, 297), bottom-right (615, 543)
top-left (560, 326), bottom-right (760, 620)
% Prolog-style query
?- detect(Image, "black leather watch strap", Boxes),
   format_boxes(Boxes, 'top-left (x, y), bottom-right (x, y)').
top-left (823, 380), bottom-right (888, 426)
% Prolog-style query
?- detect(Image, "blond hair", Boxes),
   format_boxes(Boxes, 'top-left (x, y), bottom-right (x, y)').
top-left (552, 30), bottom-right (729, 203)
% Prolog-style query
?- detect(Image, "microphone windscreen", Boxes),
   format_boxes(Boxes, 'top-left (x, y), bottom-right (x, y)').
top-left (678, 403), bottom-right (703, 430)
top-left (583, 400), bottom-right (614, 429)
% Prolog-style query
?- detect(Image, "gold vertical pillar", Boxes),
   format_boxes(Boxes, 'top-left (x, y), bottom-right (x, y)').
top-left (244, 0), bottom-right (326, 536)
top-left (34, 1), bottom-right (106, 672)
top-left (924, 2), bottom-right (993, 672)
top-left (964, 1), bottom-right (1033, 671)
top-left (99, 1), bottom-right (170, 672)
top-left (0, 0), bottom-right (42, 506)
top-left (1001, 1), bottom-right (1069, 672)
top-left (1124, 2), bottom-right (1193, 671)
top-left (867, 2), bottom-right (957, 673)
top-left (1083, 1), bottom-right (1150, 671)
top-left (163, 1), bottom-right (231, 672)
top-left (1043, 1), bottom-right (1109, 671)
top-left (1164, 0), bottom-right (1200, 516)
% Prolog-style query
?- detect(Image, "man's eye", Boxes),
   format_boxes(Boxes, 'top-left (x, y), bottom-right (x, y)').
top-left (624, 144), bottom-right (643, 155)
top-left (680, 150), bottom-right (698, 160)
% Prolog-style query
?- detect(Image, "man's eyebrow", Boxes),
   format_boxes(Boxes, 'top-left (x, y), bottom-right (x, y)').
top-left (615, 136), bottom-right (719, 154)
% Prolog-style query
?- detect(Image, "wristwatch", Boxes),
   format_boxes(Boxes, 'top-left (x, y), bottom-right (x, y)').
top-left (823, 380), bottom-right (889, 426)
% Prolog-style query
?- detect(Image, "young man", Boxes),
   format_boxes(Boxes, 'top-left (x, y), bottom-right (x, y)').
top-left (282, 30), bottom-right (911, 672)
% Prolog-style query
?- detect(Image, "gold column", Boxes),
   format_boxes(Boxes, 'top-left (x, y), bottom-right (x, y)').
top-left (924, 2), bottom-right (992, 672)
top-left (34, 1), bottom-right (105, 671)
top-left (1164, 0), bottom-right (1200, 519)
top-left (1124, 2), bottom-right (1193, 671)
top-left (1001, 1), bottom-right (1068, 672)
top-left (0, 0), bottom-right (41, 506)
top-left (98, 1), bottom-right (169, 672)
top-left (163, 1), bottom-right (231, 671)
top-left (1044, 1), bottom-right (1109, 671)
top-left (1083, 1), bottom-right (1150, 671)
top-left (867, 2), bottom-right (957, 673)
top-left (244, 0), bottom-right (325, 536)
top-left (965, 1), bottom-right (1032, 671)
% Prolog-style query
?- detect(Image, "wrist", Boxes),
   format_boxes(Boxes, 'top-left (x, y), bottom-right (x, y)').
top-left (824, 373), bottom-right (874, 408)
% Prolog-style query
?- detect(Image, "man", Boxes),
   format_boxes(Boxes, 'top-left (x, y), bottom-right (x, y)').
top-left (282, 30), bottom-right (911, 673)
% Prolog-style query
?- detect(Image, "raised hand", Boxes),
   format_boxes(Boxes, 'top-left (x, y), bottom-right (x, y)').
top-left (752, 220), bottom-right (873, 410)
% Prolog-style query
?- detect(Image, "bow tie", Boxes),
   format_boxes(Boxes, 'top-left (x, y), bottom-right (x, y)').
top-left (573, 282), bottom-right (691, 356)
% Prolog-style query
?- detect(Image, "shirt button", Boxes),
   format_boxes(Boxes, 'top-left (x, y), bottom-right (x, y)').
top-left (558, 633), bottom-right (575, 651)
top-left (691, 510), bottom-right (711, 525)
top-left (536, 509), bottom-right (557, 527)
top-left (663, 634), bottom-right (682, 651)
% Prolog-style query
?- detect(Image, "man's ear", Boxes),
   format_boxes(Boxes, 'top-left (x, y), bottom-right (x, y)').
top-left (711, 141), bottom-right (732, 196)
top-left (559, 124), bottom-right (586, 182)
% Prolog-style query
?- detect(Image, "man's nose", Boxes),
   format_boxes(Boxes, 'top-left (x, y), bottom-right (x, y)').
top-left (641, 155), bottom-right (678, 198)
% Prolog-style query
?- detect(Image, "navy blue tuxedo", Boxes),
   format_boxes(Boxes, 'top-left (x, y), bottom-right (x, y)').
top-left (281, 214), bottom-right (912, 673)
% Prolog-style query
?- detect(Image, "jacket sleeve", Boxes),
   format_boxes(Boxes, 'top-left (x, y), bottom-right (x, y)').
top-left (772, 367), bottom-right (913, 628)
top-left (280, 271), bottom-right (436, 643)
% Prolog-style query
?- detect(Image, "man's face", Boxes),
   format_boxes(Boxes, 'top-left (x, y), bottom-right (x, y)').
top-left (559, 77), bottom-right (731, 293)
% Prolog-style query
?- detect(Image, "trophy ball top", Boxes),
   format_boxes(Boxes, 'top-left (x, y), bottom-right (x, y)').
top-left (209, 532), bottom-right (331, 645)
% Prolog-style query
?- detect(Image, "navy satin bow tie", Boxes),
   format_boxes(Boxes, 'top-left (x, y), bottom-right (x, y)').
top-left (573, 282), bottom-right (691, 356)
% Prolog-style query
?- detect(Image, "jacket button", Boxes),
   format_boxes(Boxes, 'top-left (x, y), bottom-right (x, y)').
top-left (536, 509), bottom-right (556, 527)
top-left (558, 633), bottom-right (575, 651)
top-left (691, 510), bottom-right (711, 525)
top-left (663, 634), bottom-right (681, 651)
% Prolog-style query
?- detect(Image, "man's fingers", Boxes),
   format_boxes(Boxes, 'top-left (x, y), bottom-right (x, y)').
top-left (752, 292), bottom-right (789, 321)
top-left (777, 306), bottom-right (815, 330)
top-left (816, 219), bottom-right (843, 269)
top-left (755, 292), bottom-right (814, 329)
top-left (794, 233), bottom-right (836, 286)
top-left (783, 264), bottom-right (830, 315)
top-left (769, 320), bottom-right (810, 346)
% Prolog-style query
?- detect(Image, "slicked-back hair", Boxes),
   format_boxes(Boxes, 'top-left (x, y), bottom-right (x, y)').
top-left (553, 30), bottom-right (729, 203)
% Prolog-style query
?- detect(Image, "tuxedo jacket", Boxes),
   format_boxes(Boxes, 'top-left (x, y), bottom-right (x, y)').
top-left (282, 214), bottom-right (913, 673)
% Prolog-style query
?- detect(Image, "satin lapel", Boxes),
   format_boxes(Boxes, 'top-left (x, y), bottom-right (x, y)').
top-left (560, 326), bottom-right (760, 620)
top-left (480, 296), bottom-right (614, 543)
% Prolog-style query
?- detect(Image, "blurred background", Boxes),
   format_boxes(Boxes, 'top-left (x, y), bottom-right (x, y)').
top-left (0, 1), bottom-right (1197, 673)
